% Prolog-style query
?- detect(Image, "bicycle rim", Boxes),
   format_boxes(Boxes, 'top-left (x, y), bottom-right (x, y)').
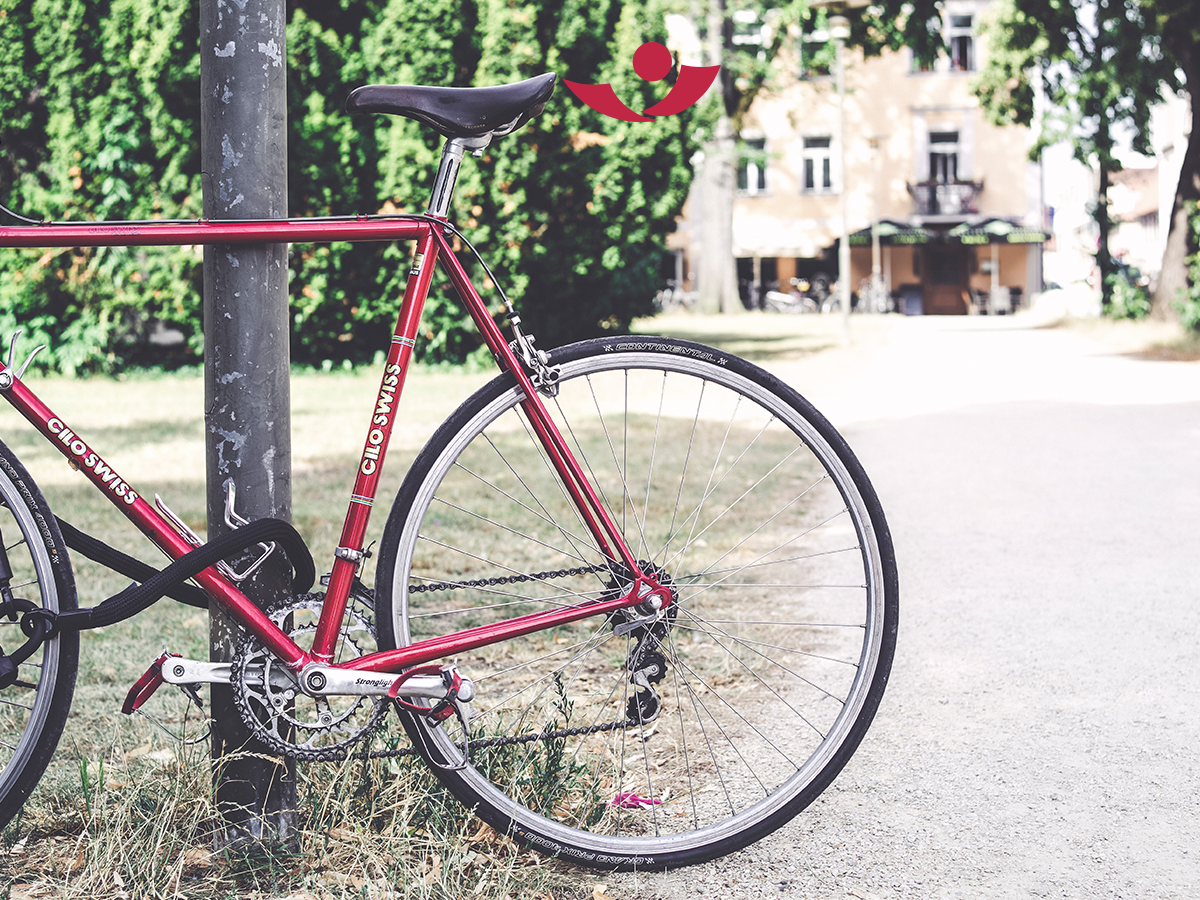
top-left (377, 337), bottom-right (897, 868)
top-left (0, 444), bottom-right (78, 827)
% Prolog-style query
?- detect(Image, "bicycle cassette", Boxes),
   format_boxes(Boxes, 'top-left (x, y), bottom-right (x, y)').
top-left (231, 592), bottom-right (388, 761)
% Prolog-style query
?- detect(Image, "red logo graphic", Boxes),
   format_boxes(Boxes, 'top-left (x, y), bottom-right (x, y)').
top-left (564, 42), bottom-right (720, 122)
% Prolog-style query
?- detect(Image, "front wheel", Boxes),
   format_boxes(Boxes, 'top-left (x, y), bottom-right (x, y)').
top-left (0, 441), bottom-right (79, 829)
top-left (375, 336), bottom-right (897, 869)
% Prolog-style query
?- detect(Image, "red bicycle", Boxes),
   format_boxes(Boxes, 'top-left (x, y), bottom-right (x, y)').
top-left (0, 73), bottom-right (897, 870)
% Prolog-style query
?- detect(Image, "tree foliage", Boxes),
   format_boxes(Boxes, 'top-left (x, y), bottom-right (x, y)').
top-left (967, 0), bottom-right (1198, 319)
top-left (0, 0), bottom-right (202, 374)
top-left (0, 0), bottom-right (702, 373)
top-left (970, 0), bottom-right (1177, 305)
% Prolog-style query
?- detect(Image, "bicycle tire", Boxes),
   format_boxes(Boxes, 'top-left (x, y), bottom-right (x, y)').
top-left (0, 440), bottom-right (79, 829)
top-left (375, 336), bottom-right (897, 870)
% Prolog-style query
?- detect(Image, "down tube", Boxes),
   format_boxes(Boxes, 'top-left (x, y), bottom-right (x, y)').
top-left (0, 371), bottom-right (309, 668)
top-left (433, 235), bottom-right (639, 573)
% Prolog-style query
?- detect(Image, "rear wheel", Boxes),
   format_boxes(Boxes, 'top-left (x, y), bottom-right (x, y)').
top-left (375, 336), bottom-right (897, 869)
top-left (0, 441), bottom-right (78, 829)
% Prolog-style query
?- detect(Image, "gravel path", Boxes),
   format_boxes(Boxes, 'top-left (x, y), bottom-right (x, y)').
top-left (604, 316), bottom-right (1200, 899)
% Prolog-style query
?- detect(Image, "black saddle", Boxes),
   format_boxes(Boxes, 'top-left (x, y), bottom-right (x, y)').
top-left (346, 73), bottom-right (556, 141)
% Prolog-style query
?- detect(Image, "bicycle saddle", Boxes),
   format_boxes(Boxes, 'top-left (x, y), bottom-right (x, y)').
top-left (346, 73), bottom-right (556, 140)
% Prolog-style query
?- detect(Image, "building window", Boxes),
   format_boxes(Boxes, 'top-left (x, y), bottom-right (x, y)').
top-left (797, 11), bottom-right (834, 79)
top-left (732, 9), bottom-right (768, 61)
top-left (910, 13), bottom-right (974, 73)
top-left (909, 15), bottom-right (942, 73)
top-left (802, 136), bottom-right (833, 192)
top-left (948, 15), bottom-right (974, 71)
top-left (929, 131), bottom-right (959, 183)
top-left (738, 138), bottom-right (767, 194)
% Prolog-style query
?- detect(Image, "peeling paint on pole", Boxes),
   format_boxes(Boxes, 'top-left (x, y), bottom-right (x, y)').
top-left (200, 0), bottom-right (295, 850)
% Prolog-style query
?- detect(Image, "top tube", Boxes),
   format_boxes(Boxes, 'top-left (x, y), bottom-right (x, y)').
top-left (0, 214), bottom-right (434, 249)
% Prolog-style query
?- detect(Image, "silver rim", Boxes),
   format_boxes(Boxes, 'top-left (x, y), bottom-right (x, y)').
top-left (0, 466), bottom-right (62, 800)
top-left (392, 349), bottom-right (886, 858)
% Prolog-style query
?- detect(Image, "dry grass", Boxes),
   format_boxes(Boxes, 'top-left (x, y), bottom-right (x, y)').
top-left (2, 734), bottom-right (576, 899)
top-left (0, 367), bottom-right (583, 900)
top-left (1037, 313), bottom-right (1200, 361)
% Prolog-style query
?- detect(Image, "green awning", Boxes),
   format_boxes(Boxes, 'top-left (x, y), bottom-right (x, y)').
top-left (848, 220), bottom-right (931, 246)
top-left (944, 218), bottom-right (1048, 244)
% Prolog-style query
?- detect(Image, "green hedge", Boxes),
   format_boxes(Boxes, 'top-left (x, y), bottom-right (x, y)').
top-left (0, 0), bottom-right (705, 373)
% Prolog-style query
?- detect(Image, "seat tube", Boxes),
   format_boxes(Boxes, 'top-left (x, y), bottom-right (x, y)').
top-left (313, 228), bottom-right (439, 661)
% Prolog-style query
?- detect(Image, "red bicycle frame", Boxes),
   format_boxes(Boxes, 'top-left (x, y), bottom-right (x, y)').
top-left (0, 215), bottom-right (663, 675)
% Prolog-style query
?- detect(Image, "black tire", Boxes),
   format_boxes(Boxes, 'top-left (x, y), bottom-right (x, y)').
top-left (375, 336), bottom-right (897, 870)
top-left (0, 440), bottom-right (79, 829)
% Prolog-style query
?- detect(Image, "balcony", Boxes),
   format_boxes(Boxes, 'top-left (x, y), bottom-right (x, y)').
top-left (907, 180), bottom-right (984, 217)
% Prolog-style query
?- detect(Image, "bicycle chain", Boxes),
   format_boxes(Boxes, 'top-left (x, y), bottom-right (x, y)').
top-left (355, 716), bottom-right (635, 760)
top-left (407, 563), bottom-right (609, 594)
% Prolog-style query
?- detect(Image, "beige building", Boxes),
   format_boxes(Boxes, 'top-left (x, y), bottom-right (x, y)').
top-left (674, 1), bottom-right (1047, 314)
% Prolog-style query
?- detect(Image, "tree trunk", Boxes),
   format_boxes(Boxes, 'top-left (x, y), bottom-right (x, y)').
top-left (1097, 159), bottom-right (1113, 309)
top-left (695, 0), bottom-right (740, 315)
top-left (697, 116), bottom-right (740, 314)
top-left (1152, 37), bottom-right (1200, 320)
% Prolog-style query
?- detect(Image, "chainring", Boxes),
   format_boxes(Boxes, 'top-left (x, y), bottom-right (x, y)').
top-left (231, 590), bottom-right (389, 761)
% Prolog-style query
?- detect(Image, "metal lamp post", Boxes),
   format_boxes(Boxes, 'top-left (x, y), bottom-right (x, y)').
top-left (829, 14), bottom-right (851, 341)
top-left (869, 134), bottom-right (887, 311)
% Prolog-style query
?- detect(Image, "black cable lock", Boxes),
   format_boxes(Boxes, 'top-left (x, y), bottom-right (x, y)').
top-left (14, 517), bottom-right (315, 642)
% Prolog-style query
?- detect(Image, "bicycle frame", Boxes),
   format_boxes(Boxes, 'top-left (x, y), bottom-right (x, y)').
top-left (0, 214), bottom-right (662, 679)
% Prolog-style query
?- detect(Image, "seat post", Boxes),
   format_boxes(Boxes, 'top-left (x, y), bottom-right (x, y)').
top-left (427, 135), bottom-right (491, 219)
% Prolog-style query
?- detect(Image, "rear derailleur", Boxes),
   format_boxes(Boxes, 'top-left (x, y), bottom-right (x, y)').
top-left (607, 562), bottom-right (677, 727)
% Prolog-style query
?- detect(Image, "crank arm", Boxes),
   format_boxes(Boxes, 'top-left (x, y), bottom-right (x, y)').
top-left (161, 658), bottom-right (232, 685)
top-left (299, 664), bottom-right (476, 701)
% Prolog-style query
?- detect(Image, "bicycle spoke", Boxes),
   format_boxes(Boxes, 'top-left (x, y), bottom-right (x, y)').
top-left (388, 341), bottom-right (894, 863)
top-left (677, 544), bottom-right (864, 581)
top-left (415, 535), bottom-right (602, 603)
top-left (662, 461), bottom-right (820, 581)
top-left (671, 621), bottom-right (861, 667)
top-left (452, 460), bottom-right (595, 550)
top-left (584, 373), bottom-right (652, 562)
top-left (509, 413), bottom-right (615, 593)
top-left (637, 371), bottom-right (669, 562)
top-left (431, 495), bottom-right (590, 564)
top-left (484, 427), bottom-right (605, 581)
top-left (664, 378), bottom-right (706, 564)
top-left (668, 651), bottom-right (800, 777)
top-left (676, 606), bottom-right (849, 710)
top-left (659, 440), bottom-right (806, 572)
top-left (551, 391), bottom-right (626, 551)
top-left (662, 626), bottom-right (700, 829)
top-left (676, 507), bottom-right (855, 606)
